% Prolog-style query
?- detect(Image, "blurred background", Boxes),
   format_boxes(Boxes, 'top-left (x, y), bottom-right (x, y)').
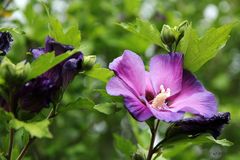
top-left (0, 0), bottom-right (240, 159)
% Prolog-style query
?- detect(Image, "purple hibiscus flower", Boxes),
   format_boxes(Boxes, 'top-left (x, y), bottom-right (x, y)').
top-left (106, 50), bottom-right (217, 122)
top-left (30, 36), bottom-right (83, 88)
top-left (0, 32), bottom-right (13, 55)
top-left (17, 36), bottom-right (83, 112)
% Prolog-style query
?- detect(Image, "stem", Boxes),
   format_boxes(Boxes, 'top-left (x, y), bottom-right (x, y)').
top-left (7, 92), bottom-right (17, 160)
top-left (146, 120), bottom-right (160, 160)
top-left (6, 129), bottom-right (14, 160)
top-left (16, 138), bottom-right (35, 160)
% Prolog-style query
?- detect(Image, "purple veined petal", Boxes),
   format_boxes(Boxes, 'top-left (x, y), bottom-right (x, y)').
top-left (45, 36), bottom-right (55, 52)
top-left (168, 70), bottom-right (217, 118)
top-left (61, 53), bottom-right (84, 88)
top-left (106, 76), bottom-right (136, 97)
top-left (106, 76), bottom-right (152, 121)
top-left (109, 50), bottom-right (146, 97)
top-left (144, 99), bottom-right (184, 122)
top-left (145, 71), bottom-right (155, 101)
top-left (149, 53), bottom-right (183, 96)
top-left (124, 96), bottom-right (153, 122)
top-left (44, 36), bottom-right (74, 55)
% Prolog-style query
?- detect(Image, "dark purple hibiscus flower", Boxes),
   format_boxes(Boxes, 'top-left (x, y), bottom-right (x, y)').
top-left (30, 36), bottom-right (83, 88)
top-left (17, 36), bottom-right (83, 112)
top-left (165, 112), bottom-right (230, 139)
top-left (106, 50), bottom-right (217, 122)
top-left (0, 32), bottom-right (13, 55)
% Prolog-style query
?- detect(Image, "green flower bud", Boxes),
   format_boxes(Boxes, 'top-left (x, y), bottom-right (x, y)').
top-left (160, 25), bottom-right (176, 47)
top-left (82, 55), bottom-right (96, 70)
top-left (0, 57), bottom-right (30, 90)
top-left (177, 20), bottom-right (189, 33)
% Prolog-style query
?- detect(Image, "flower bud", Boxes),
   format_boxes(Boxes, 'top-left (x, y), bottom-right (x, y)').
top-left (177, 20), bottom-right (189, 41)
top-left (82, 55), bottom-right (96, 70)
top-left (177, 20), bottom-right (189, 33)
top-left (0, 58), bottom-right (30, 90)
top-left (160, 25), bottom-right (176, 48)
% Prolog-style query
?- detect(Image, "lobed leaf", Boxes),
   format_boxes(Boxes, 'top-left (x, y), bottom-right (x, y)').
top-left (118, 18), bottom-right (168, 50)
top-left (27, 49), bottom-right (79, 80)
top-left (93, 102), bottom-right (122, 115)
top-left (48, 17), bottom-right (81, 48)
top-left (179, 22), bottom-right (236, 72)
top-left (113, 134), bottom-right (137, 157)
top-left (59, 96), bottom-right (95, 113)
top-left (9, 119), bottom-right (52, 139)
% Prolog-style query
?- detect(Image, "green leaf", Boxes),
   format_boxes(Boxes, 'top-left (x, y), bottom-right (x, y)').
top-left (113, 134), bottom-right (137, 157)
top-left (27, 49), bottom-right (78, 80)
top-left (0, 27), bottom-right (25, 34)
top-left (94, 102), bottom-right (122, 115)
top-left (179, 22), bottom-right (236, 72)
top-left (49, 17), bottom-right (81, 47)
top-left (9, 119), bottom-right (52, 139)
top-left (206, 136), bottom-right (233, 147)
top-left (162, 135), bottom-right (233, 158)
top-left (123, 0), bottom-right (140, 16)
top-left (84, 64), bottom-right (114, 82)
top-left (59, 96), bottom-right (95, 113)
top-left (118, 19), bottom-right (168, 51)
top-left (0, 109), bottom-right (14, 137)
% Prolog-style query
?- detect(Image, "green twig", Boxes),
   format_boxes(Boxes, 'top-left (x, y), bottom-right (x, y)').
top-left (6, 128), bottom-right (14, 160)
top-left (146, 120), bottom-right (160, 160)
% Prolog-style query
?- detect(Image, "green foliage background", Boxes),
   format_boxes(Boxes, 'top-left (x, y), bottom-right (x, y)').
top-left (1, 0), bottom-right (240, 159)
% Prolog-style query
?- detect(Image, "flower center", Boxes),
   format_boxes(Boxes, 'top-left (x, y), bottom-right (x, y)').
top-left (152, 85), bottom-right (171, 109)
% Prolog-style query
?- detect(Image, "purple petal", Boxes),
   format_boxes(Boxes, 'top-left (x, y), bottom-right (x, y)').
top-left (45, 36), bottom-right (74, 55)
top-left (109, 50), bottom-right (146, 97)
top-left (168, 70), bottom-right (217, 118)
top-left (124, 96), bottom-right (152, 122)
top-left (145, 72), bottom-right (155, 101)
top-left (31, 48), bottom-right (45, 58)
top-left (106, 77), bottom-right (136, 97)
top-left (0, 32), bottom-right (13, 55)
top-left (62, 53), bottom-right (84, 88)
top-left (106, 77), bottom-right (152, 121)
top-left (149, 53), bottom-right (183, 95)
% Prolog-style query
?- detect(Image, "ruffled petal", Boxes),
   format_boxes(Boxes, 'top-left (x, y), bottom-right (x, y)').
top-left (168, 70), bottom-right (217, 118)
top-left (149, 53), bottom-right (183, 95)
top-left (109, 50), bottom-right (146, 97)
top-left (145, 100), bottom-right (183, 122)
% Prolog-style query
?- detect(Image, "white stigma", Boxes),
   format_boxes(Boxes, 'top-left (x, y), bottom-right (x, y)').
top-left (152, 85), bottom-right (171, 109)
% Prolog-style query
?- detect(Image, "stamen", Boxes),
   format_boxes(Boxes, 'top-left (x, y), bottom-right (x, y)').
top-left (152, 85), bottom-right (171, 109)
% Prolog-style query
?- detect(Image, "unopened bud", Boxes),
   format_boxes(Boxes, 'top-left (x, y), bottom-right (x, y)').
top-left (0, 58), bottom-right (30, 90)
top-left (177, 20), bottom-right (189, 33)
top-left (82, 55), bottom-right (96, 70)
top-left (160, 25), bottom-right (176, 47)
